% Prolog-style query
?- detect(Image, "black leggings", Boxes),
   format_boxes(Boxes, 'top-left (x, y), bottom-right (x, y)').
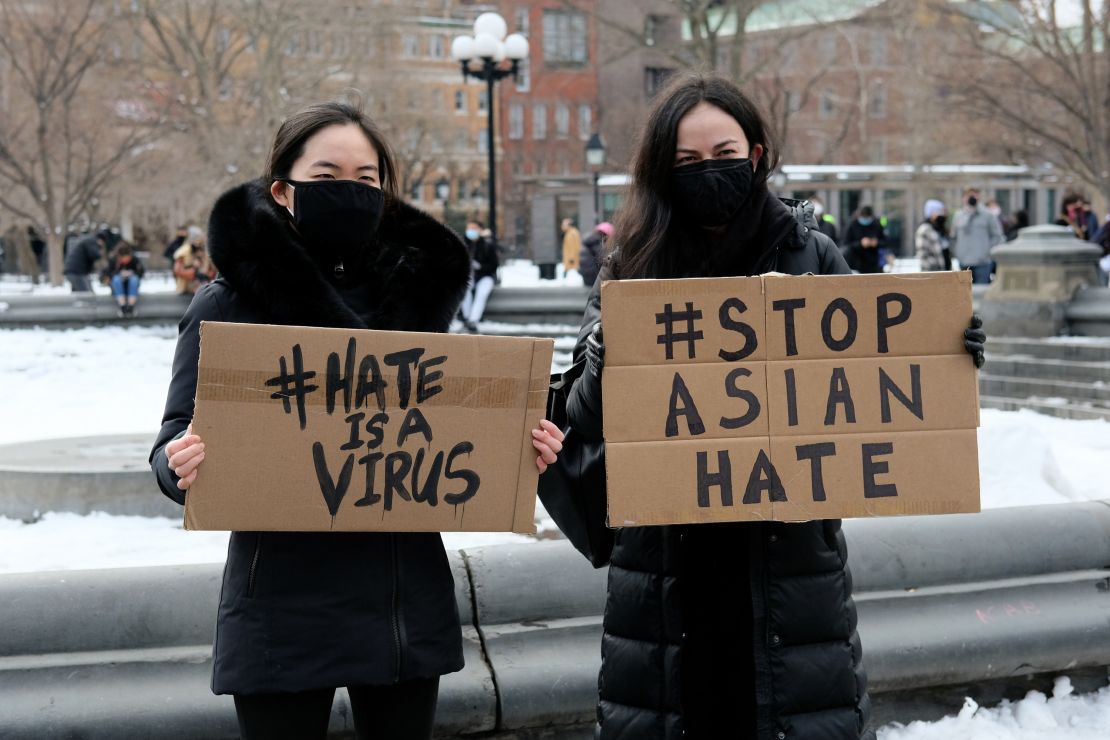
top-left (234, 676), bottom-right (440, 740)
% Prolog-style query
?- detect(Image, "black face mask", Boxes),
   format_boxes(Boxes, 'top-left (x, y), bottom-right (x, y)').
top-left (279, 179), bottom-right (385, 263)
top-left (967, 196), bottom-right (978, 208)
top-left (934, 215), bottom-right (948, 232)
top-left (671, 158), bottom-right (754, 228)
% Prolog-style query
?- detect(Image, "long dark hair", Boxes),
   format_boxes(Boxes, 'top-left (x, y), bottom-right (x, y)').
top-left (613, 73), bottom-right (779, 279)
top-left (264, 100), bottom-right (400, 209)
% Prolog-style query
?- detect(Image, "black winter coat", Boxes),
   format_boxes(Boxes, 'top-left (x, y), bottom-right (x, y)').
top-left (842, 219), bottom-right (886, 274)
top-left (149, 179), bottom-right (471, 695)
top-left (63, 234), bottom-right (102, 274)
top-left (565, 198), bottom-right (873, 740)
top-left (468, 235), bottom-right (500, 280)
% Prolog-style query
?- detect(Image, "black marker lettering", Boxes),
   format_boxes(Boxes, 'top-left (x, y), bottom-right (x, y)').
top-left (821, 298), bottom-right (857, 352)
top-left (697, 450), bottom-right (733, 507)
top-left (743, 449), bottom-right (786, 504)
top-left (876, 293), bottom-right (912, 354)
top-left (411, 448), bottom-right (445, 506)
top-left (356, 354), bottom-right (387, 413)
top-left (784, 368), bottom-right (798, 427)
top-left (718, 298), bottom-right (757, 361)
top-left (417, 355), bottom-right (447, 404)
top-left (720, 367), bottom-right (760, 429)
top-left (879, 364), bottom-right (923, 423)
top-left (383, 451), bottom-right (413, 511)
top-left (796, 442), bottom-right (836, 502)
top-left (824, 367), bottom-right (857, 425)
top-left (396, 407), bottom-right (434, 446)
top-left (862, 442), bottom-right (898, 498)
top-left (354, 452), bottom-right (383, 507)
top-left (341, 412), bottom-right (366, 451)
top-left (384, 348), bottom-right (424, 410)
top-left (366, 412), bottom-right (389, 450)
top-left (326, 337), bottom-right (356, 414)
top-left (664, 372), bottom-right (706, 438)
top-left (312, 442), bottom-right (354, 517)
top-left (444, 441), bottom-right (480, 505)
top-left (772, 298), bottom-right (806, 357)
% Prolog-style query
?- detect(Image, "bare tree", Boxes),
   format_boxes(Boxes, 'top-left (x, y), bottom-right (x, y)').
top-left (0, 0), bottom-right (163, 285)
top-left (935, 0), bottom-right (1110, 204)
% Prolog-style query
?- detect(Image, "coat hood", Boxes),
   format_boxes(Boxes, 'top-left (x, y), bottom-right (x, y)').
top-left (206, 179), bottom-right (469, 332)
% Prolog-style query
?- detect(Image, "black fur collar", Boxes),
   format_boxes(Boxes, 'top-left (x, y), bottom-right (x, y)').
top-left (206, 179), bottom-right (469, 332)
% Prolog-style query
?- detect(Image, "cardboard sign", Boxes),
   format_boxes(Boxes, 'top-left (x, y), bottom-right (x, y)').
top-left (601, 271), bottom-right (980, 526)
top-left (184, 322), bottom-right (553, 533)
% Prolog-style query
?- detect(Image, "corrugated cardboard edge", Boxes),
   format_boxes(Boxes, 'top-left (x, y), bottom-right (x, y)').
top-left (510, 338), bottom-right (554, 533)
top-left (182, 320), bottom-right (215, 531)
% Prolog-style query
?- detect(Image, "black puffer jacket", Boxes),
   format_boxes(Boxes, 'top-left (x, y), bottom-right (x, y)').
top-left (566, 197), bottom-right (874, 740)
top-left (149, 179), bottom-right (471, 695)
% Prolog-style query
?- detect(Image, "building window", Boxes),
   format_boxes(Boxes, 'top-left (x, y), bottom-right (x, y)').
top-left (869, 85), bottom-right (887, 118)
top-left (555, 103), bottom-right (569, 139)
top-left (533, 103), bottom-right (547, 139)
top-left (644, 67), bottom-right (674, 97)
top-left (411, 182), bottom-right (423, 201)
top-left (872, 32), bottom-right (887, 67)
top-left (509, 103), bottom-right (524, 140)
top-left (515, 7), bottom-right (530, 35)
top-left (515, 58), bottom-right (531, 92)
top-left (455, 90), bottom-right (466, 114)
top-left (786, 91), bottom-right (802, 114)
top-left (820, 35), bottom-right (837, 65)
top-left (332, 32), bottom-right (350, 58)
top-left (542, 10), bottom-right (587, 64)
top-left (578, 104), bottom-right (591, 140)
top-left (402, 34), bottom-right (419, 58)
top-left (819, 91), bottom-right (835, 119)
top-left (869, 139), bottom-right (886, 163)
top-left (478, 129), bottom-right (488, 154)
top-left (428, 34), bottom-right (444, 59)
top-left (535, 156), bottom-right (546, 175)
top-left (478, 89), bottom-right (488, 114)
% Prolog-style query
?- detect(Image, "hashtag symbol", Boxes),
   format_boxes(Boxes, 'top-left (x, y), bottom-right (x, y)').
top-left (655, 301), bottom-right (704, 360)
top-left (265, 343), bottom-right (318, 430)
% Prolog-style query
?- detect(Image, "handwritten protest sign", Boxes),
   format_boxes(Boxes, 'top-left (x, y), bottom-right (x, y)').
top-left (184, 322), bottom-right (553, 532)
top-left (601, 271), bottom-right (980, 526)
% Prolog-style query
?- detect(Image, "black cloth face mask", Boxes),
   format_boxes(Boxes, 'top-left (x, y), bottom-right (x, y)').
top-left (671, 158), bottom-right (754, 228)
top-left (278, 179), bottom-right (385, 263)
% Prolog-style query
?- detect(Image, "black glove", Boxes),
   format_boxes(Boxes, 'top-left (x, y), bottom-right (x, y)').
top-left (964, 314), bottom-right (986, 369)
top-left (584, 322), bottom-right (605, 380)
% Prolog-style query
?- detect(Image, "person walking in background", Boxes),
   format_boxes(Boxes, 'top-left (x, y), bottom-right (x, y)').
top-left (953, 187), bottom-right (1003, 284)
top-left (172, 226), bottom-right (216, 295)
top-left (1055, 193), bottom-right (1100, 241)
top-left (102, 242), bottom-right (145, 317)
top-left (843, 205), bottom-right (886, 273)
top-left (811, 196), bottom-right (839, 245)
top-left (163, 225), bottom-right (188, 264)
top-left (561, 217), bottom-right (581, 276)
top-left (459, 220), bottom-right (499, 332)
top-left (1005, 209), bottom-right (1030, 242)
top-left (578, 221), bottom-right (612, 288)
top-left (63, 229), bottom-right (110, 292)
top-left (915, 199), bottom-right (951, 272)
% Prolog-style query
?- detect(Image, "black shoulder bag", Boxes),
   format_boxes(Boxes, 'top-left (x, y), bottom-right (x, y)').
top-left (537, 358), bottom-right (614, 568)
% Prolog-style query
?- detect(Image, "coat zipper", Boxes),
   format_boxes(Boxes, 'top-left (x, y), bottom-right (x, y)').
top-left (247, 533), bottom-right (262, 598)
top-left (390, 533), bottom-right (403, 682)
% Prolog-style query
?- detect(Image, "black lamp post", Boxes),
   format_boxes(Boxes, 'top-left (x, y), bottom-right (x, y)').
top-left (585, 132), bottom-right (606, 220)
top-left (451, 12), bottom-right (529, 247)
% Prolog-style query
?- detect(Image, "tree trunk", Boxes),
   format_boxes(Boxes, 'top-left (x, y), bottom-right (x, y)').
top-left (47, 232), bottom-right (64, 287)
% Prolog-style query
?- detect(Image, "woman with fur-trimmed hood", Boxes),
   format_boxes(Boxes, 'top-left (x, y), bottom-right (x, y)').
top-left (149, 102), bottom-right (564, 739)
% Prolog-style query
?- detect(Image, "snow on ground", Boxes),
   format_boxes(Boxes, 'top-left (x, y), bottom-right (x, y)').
top-left (0, 271), bottom-right (178, 296)
top-left (877, 678), bottom-right (1110, 740)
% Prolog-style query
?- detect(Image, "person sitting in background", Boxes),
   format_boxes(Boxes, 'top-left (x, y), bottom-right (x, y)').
top-left (843, 205), bottom-right (886, 273)
top-left (173, 226), bottom-right (216, 295)
top-left (578, 221), bottom-right (612, 288)
top-left (459, 220), bottom-right (499, 332)
top-left (915, 199), bottom-right (951, 272)
top-left (102, 242), bottom-right (145, 317)
top-left (64, 229), bottom-right (110, 292)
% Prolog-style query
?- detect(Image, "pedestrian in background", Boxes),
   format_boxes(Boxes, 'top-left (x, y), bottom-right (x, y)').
top-left (63, 229), bottom-right (109, 292)
top-left (102, 242), bottom-right (145, 317)
top-left (163, 225), bottom-right (188, 264)
top-left (953, 187), bottom-right (1003, 284)
top-left (561, 217), bottom-right (581, 276)
top-left (578, 221), bottom-right (612, 288)
top-left (1055, 193), bottom-right (1099, 241)
top-left (172, 226), bottom-right (216, 295)
top-left (843, 205), bottom-right (886, 273)
top-left (459, 219), bottom-right (499, 332)
top-left (811, 196), bottom-right (839, 245)
top-left (915, 199), bottom-right (951, 272)
top-left (1005, 209), bottom-right (1029, 242)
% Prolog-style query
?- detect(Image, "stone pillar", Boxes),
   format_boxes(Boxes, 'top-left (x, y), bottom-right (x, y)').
top-left (981, 225), bottom-right (1103, 336)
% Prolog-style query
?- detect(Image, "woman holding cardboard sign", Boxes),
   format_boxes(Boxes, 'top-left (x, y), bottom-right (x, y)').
top-left (551, 74), bottom-right (985, 740)
top-left (150, 101), bottom-right (564, 740)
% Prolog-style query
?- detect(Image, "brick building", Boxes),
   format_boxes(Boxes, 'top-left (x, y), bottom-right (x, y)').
top-left (493, 0), bottom-right (600, 262)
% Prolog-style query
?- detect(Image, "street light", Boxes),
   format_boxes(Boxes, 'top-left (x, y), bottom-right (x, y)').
top-left (585, 132), bottom-right (606, 220)
top-left (451, 12), bottom-right (529, 247)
